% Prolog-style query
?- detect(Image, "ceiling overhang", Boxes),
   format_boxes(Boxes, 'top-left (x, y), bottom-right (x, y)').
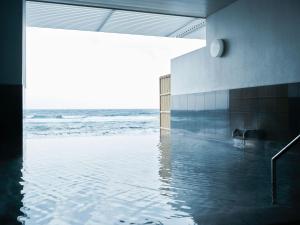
top-left (26, 1), bottom-right (206, 39)
top-left (26, 0), bottom-right (236, 39)
top-left (28, 0), bottom-right (237, 18)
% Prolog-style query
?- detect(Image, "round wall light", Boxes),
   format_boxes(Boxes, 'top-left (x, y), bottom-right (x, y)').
top-left (210, 39), bottom-right (224, 57)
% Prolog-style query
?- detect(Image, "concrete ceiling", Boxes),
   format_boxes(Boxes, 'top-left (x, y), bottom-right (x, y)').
top-left (29, 0), bottom-right (237, 18)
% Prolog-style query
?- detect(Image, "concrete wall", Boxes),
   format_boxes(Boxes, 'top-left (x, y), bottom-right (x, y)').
top-left (0, 1), bottom-right (25, 85)
top-left (0, 1), bottom-right (24, 158)
top-left (171, 0), bottom-right (300, 95)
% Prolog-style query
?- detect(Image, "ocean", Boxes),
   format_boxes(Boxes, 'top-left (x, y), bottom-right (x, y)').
top-left (24, 109), bottom-right (159, 138)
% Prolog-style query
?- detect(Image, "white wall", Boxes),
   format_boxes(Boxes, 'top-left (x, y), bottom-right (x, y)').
top-left (171, 0), bottom-right (300, 95)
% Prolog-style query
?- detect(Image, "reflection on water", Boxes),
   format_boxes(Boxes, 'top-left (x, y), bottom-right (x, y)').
top-left (1, 132), bottom-right (300, 224)
top-left (18, 134), bottom-right (196, 225)
top-left (158, 132), bottom-right (171, 186)
top-left (0, 157), bottom-right (23, 225)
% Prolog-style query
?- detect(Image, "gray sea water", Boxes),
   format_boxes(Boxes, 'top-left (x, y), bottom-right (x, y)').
top-left (24, 109), bottom-right (159, 138)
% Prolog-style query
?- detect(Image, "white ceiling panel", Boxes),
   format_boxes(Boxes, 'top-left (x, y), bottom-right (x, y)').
top-left (26, 1), bottom-right (206, 39)
top-left (168, 18), bottom-right (206, 38)
top-left (27, 1), bottom-right (112, 31)
top-left (100, 10), bottom-right (195, 37)
top-left (28, 0), bottom-right (237, 18)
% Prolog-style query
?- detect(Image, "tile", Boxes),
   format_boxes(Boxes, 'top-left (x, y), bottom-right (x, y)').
top-left (216, 90), bottom-right (229, 110)
top-left (230, 112), bottom-right (245, 131)
top-left (244, 112), bottom-right (258, 130)
top-left (258, 85), bottom-right (276, 98)
top-left (230, 88), bottom-right (242, 99)
top-left (242, 87), bottom-right (258, 99)
top-left (171, 95), bottom-right (179, 110)
top-left (274, 84), bottom-right (288, 97)
top-left (229, 98), bottom-right (243, 112)
top-left (171, 82), bottom-right (300, 143)
top-left (187, 94), bottom-right (196, 111)
top-left (288, 83), bottom-right (300, 97)
top-left (204, 92), bottom-right (216, 111)
top-left (276, 97), bottom-right (289, 113)
top-left (258, 112), bottom-right (289, 140)
top-left (0, 84), bottom-right (22, 159)
top-left (179, 95), bottom-right (188, 110)
top-left (243, 98), bottom-right (259, 112)
top-left (195, 93), bottom-right (205, 111)
top-left (258, 98), bottom-right (277, 113)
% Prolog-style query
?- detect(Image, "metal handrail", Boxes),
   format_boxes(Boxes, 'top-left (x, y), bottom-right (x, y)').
top-left (271, 134), bottom-right (300, 204)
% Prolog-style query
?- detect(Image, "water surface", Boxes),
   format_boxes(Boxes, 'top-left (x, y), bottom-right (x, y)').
top-left (20, 134), bottom-right (196, 225)
top-left (1, 109), bottom-right (299, 225)
top-left (24, 109), bottom-right (159, 138)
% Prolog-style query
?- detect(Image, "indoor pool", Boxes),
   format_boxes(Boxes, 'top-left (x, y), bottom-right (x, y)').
top-left (1, 132), bottom-right (300, 225)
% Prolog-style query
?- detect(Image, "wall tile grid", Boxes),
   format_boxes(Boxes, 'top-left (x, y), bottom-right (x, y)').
top-left (171, 83), bottom-right (300, 142)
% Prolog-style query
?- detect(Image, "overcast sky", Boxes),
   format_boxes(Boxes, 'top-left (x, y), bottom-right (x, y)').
top-left (25, 27), bottom-right (205, 109)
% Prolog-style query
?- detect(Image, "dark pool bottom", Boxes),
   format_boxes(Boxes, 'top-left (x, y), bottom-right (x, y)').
top-left (0, 132), bottom-right (300, 225)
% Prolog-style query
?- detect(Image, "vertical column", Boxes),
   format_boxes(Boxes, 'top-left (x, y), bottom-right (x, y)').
top-left (160, 74), bottom-right (171, 132)
top-left (0, 1), bottom-right (24, 158)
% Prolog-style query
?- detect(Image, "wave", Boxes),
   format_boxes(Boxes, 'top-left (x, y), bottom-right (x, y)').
top-left (24, 109), bottom-right (160, 138)
top-left (25, 109), bottom-right (158, 119)
top-left (32, 115), bottom-right (49, 119)
top-left (28, 114), bottom-right (87, 119)
top-left (61, 115), bottom-right (86, 119)
top-left (26, 116), bottom-right (158, 124)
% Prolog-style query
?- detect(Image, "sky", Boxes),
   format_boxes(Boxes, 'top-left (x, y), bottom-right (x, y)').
top-left (25, 27), bottom-right (205, 109)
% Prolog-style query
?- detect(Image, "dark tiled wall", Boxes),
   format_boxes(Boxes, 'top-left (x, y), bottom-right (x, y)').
top-left (171, 83), bottom-right (300, 142)
top-left (0, 85), bottom-right (23, 159)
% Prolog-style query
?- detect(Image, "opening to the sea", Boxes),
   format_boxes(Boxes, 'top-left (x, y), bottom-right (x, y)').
top-left (21, 27), bottom-right (204, 224)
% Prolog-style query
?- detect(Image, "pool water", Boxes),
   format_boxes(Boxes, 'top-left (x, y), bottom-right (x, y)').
top-left (1, 132), bottom-right (300, 225)
top-left (20, 134), bottom-right (196, 225)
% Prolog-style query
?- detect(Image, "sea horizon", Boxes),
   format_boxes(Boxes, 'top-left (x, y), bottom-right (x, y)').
top-left (24, 108), bottom-right (160, 138)
top-left (24, 108), bottom-right (159, 110)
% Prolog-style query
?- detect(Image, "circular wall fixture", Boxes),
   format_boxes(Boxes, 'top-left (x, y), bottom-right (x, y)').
top-left (210, 39), bottom-right (224, 57)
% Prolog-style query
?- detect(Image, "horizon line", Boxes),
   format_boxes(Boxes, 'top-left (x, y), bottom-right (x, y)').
top-left (24, 108), bottom-right (159, 110)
